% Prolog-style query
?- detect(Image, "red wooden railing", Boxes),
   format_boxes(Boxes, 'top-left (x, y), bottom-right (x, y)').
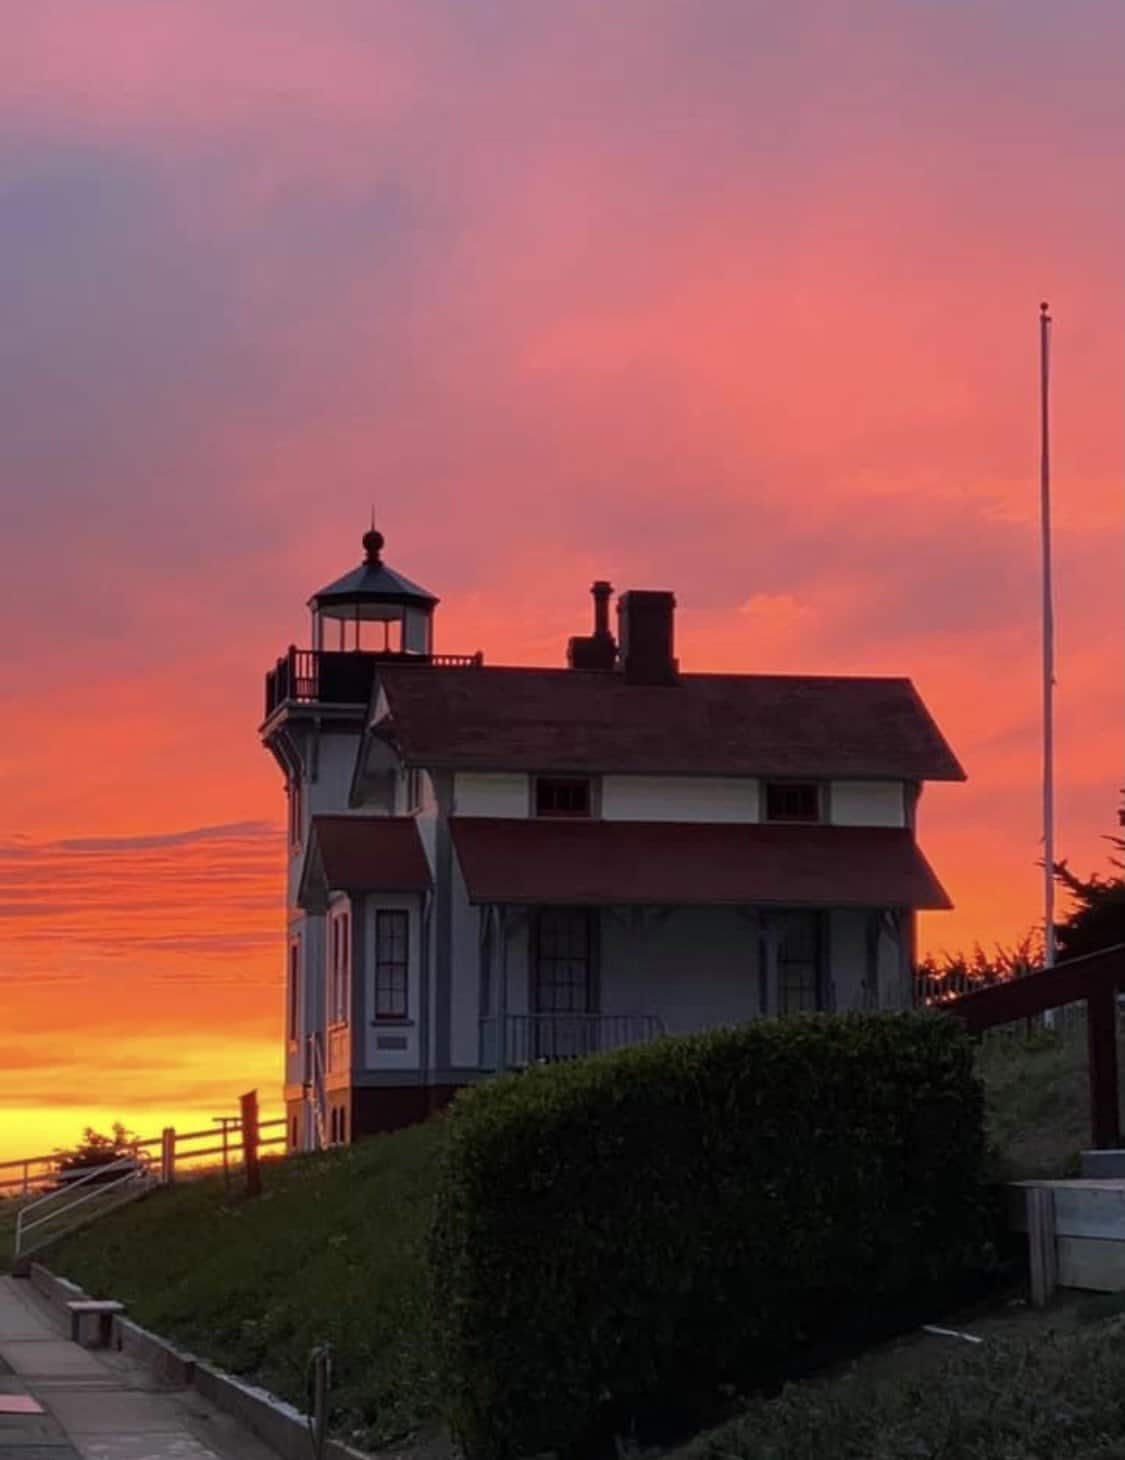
top-left (944, 942), bottom-right (1125, 1150)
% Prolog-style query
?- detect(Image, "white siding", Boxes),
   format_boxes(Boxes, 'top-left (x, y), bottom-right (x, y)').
top-left (285, 910), bottom-right (325, 1087)
top-left (602, 776), bottom-right (760, 822)
top-left (454, 772), bottom-right (529, 817)
top-left (877, 914), bottom-right (908, 1009)
top-left (286, 728), bottom-right (367, 908)
top-left (829, 781), bottom-right (905, 827)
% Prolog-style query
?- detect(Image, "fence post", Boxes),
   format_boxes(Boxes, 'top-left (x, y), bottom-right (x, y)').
top-left (1027, 1185), bottom-right (1057, 1308)
top-left (160, 1127), bottom-right (176, 1186)
top-left (241, 1090), bottom-right (262, 1198)
top-left (1087, 983), bottom-right (1121, 1150)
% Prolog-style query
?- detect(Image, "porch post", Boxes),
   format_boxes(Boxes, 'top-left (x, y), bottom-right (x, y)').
top-left (760, 915), bottom-right (779, 1018)
top-left (1087, 981), bottom-right (1121, 1150)
top-left (864, 910), bottom-right (881, 1011)
top-left (496, 905), bottom-right (509, 1072)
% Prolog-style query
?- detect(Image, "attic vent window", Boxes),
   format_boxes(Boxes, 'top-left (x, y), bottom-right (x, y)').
top-left (535, 777), bottom-right (592, 818)
top-left (765, 781), bottom-right (822, 823)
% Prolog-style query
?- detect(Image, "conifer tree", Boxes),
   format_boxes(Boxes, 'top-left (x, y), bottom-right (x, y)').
top-left (1053, 792), bottom-right (1125, 960)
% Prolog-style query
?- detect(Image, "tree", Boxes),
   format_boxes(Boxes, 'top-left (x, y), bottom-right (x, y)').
top-left (55, 1122), bottom-right (139, 1175)
top-left (1053, 792), bottom-right (1125, 961)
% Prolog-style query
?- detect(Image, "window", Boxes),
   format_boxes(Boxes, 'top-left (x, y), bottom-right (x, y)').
top-left (287, 938), bottom-right (301, 1044)
top-left (375, 910), bottom-right (409, 1020)
top-left (329, 907), bottom-right (350, 1025)
top-left (776, 911), bottom-right (822, 1014)
top-left (765, 781), bottom-right (822, 822)
top-left (288, 775), bottom-right (304, 848)
top-left (535, 777), bottom-right (592, 818)
top-left (534, 910), bottom-right (593, 1013)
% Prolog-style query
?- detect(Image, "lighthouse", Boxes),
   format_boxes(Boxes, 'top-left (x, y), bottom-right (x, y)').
top-left (260, 527), bottom-right (477, 1150)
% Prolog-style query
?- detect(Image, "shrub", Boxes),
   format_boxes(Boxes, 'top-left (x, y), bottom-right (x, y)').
top-left (429, 1012), bottom-right (993, 1460)
top-left (54, 1122), bottom-right (142, 1183)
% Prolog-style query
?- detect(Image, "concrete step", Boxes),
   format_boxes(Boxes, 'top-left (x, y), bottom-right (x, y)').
top-left (1080, 1149), bottom-right (1125, 1178)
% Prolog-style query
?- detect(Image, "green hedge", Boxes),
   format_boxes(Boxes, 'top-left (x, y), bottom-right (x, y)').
top-left (428, 1012), bottom-right (993, 1460)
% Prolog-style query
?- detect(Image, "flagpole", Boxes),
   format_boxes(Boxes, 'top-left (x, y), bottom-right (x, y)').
top-left (1040, 301), bottom-right (1057, 972)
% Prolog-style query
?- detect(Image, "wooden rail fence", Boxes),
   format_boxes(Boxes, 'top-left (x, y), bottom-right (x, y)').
top-left (0, 1108), bottom-right (286, 1198)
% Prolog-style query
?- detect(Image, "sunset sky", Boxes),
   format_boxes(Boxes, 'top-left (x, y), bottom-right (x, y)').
top-left (1, 2), bottom-right (1122, 1163)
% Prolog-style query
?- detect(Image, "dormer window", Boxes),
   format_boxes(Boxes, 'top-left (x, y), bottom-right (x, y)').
top-left (765, 781), bottom-right (822, 823)
top-left (535, 776), bottom-right (592, 818)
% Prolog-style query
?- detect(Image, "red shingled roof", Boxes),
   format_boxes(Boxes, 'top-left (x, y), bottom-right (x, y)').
top-left (450, 817), bottom-right (952, 909)
top-left (300, 815), bottom-right (430, 907)
top-left (376, 666), bottom-right (965, 781)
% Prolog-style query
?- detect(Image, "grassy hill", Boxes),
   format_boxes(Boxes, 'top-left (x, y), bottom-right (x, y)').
top-left (975, 1014), bottom-right (1114, 1179)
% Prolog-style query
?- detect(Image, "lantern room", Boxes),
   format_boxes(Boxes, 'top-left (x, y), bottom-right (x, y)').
top-left (308, 528), bottom-right (438, 656)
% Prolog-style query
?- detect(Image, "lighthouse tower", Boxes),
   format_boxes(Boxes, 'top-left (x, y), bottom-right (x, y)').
top-left (260, 526), bottom-right (467, 1150)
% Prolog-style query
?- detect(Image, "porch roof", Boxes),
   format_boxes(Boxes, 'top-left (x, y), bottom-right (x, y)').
top-left (299, 815), bottom-right (431, 909)
top-left (449, 817), bottom-right (952, 909)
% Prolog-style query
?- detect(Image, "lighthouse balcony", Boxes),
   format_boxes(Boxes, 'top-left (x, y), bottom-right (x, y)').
top-left (265, 646), bottom-right (483, 717)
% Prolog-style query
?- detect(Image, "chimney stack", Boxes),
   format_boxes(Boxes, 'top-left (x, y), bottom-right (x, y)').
top-left (567, 581), bottom-right (617, 670)
top-left (617, 590), bottom-right (678, 685)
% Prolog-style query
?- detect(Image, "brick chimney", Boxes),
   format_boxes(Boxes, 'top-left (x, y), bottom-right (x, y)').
top-left (567, 581), bottom-right (617, 670)
top-left (617, 590), bottom-right (678, 684)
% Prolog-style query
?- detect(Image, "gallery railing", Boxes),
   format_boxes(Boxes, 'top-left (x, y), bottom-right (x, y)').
top-left (479, 1012), bottom-right (666, 1071)
top-left (264, 646), bottom-right (483, 716)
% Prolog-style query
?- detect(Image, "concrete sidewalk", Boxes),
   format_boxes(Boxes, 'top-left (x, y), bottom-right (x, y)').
top-left (0, 1275), bottom-right (282, 1460)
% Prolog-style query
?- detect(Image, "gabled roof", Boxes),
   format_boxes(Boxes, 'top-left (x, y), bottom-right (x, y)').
top-left (299, 815), bottom-right (431, 910)
top-left (450, 817), bottom-right (952, 909)
top-left (374, 665), bottom-right (965, 781)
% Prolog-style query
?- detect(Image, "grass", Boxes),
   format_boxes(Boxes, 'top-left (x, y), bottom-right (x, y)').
top-left (671, 1302), bottom-right (1125, 1460)
top-left (974, 1012), bottom-right (1124, 1179)
top-left (45, 1116), bottom-right (448, 1453)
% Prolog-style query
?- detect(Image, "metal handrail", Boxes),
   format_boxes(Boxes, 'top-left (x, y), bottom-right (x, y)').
top-left (15, 1150), bottom-right (157, 1258)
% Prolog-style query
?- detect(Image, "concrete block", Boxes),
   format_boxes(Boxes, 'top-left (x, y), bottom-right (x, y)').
top-left (113, 1317), bottom-right (197, 1388)
top-left (193, 1361), bottom-right (312, 1460)
top-left (1057, 1236), bottom-right (1125, 1292)
top-left (28, 1263), bottom-right (88, 1314)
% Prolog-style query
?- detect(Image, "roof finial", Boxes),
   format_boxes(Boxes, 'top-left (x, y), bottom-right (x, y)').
top-left (362, 509), bottom-right (384, 566)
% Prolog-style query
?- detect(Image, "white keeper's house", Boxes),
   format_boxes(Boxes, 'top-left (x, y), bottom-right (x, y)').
top-left (262, 526), bottom-right (965, 1151)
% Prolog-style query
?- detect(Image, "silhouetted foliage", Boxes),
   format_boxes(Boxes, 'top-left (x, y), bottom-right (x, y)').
top-left (1053, 792), bottom-right (1125, 961)
top-left (55, 1122), bottom-right (140, 1174)
top-left (914, 931), bottom-right (1042, 1002)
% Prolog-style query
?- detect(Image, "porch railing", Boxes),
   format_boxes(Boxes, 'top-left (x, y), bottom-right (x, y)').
top-left (480, 1012), bottom-right (666, 1071)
